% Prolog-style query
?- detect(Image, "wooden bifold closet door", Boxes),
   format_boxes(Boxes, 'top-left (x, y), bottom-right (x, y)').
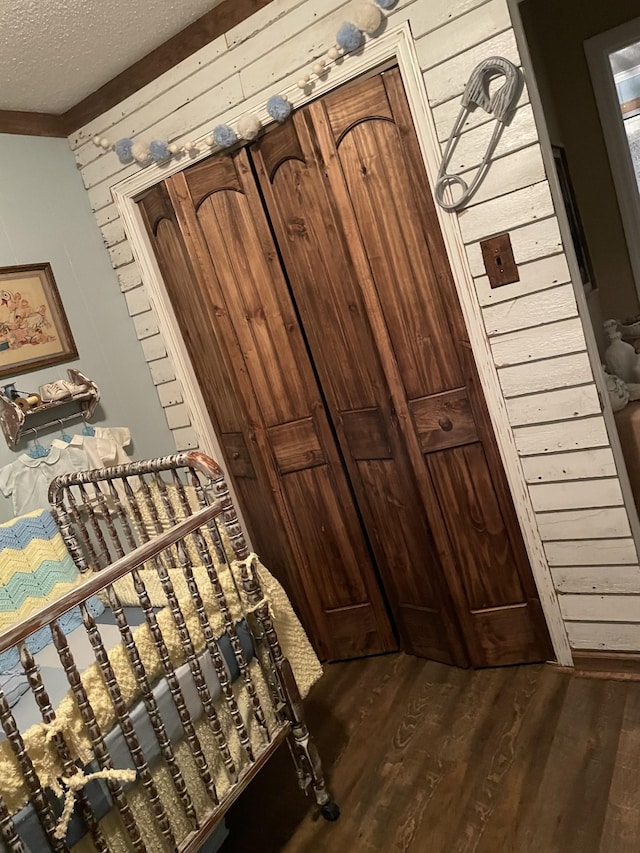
top-left (137, 68), bottom-right (553, 668)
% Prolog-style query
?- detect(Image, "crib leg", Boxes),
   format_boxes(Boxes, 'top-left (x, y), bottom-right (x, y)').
top-left (279, 659), bottom-right (340, 822)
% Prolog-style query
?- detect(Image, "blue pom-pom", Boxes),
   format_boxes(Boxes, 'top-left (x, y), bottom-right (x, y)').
top-left (114, 138), bottom-right (133, 164)
top-left (375, 0), bottom-right (397, 7)
top-left (336, 22), bottom-right (363, 52)
top-left (149, 140), bottom-right (171, 162)
top-left (213, 124), bottom-right (238, 148)
top-left (266, 95), bottom-right (292, 123)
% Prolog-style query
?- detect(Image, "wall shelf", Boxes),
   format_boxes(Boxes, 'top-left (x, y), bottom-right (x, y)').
top-left (0, 369), bottom-right (100, 449)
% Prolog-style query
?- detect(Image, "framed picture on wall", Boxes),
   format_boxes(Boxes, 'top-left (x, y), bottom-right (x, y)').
top-left (552, 144), bottom-right (596, 291)
top-left (0, 263), bottom-right (77, 379)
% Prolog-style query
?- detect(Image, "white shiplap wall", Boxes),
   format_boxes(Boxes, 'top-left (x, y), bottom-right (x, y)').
top-left (69, 0), bottom-right (640, 654)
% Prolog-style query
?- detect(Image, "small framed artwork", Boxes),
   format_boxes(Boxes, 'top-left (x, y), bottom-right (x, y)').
top-left (0, 263), bottom-right (77, 379)
top-left (552, 145), bottom-right (596, 291)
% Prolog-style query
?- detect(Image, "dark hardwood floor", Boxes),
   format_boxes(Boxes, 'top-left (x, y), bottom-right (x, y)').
top-left (223, 653), bottom-right (640, 852)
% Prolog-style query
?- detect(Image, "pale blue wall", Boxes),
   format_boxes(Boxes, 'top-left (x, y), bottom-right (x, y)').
top-left (0, 134), bottom-right (174, 521)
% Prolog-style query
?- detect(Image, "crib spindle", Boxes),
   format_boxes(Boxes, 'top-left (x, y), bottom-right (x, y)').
top-left (81, 602), bottom-right (177, 848)
top-left (105, 585), bottom-right (199, 830)
top-left (0, 690), bottom-right (66, 852)
top-left (148, 550), bottom-right (238, 785)
top-left (0, 792), bottom-right (25, 852)
top-left (50, 620), bottom-right (146, 852)
top-left (107, 482), bottom-right (220, 804)
top-left (19, 642), bottom-right (108, 852)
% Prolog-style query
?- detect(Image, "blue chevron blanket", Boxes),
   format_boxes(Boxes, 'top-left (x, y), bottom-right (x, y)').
top-left (0, 509), bottom-right (103, 671)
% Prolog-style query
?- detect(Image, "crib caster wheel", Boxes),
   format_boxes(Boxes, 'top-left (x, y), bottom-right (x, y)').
top-left (321, 801), bottom-right (340, 821)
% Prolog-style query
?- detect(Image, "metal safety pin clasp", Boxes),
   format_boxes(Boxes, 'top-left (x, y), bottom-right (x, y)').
top-left (435, 56), bottom-right (522, 212)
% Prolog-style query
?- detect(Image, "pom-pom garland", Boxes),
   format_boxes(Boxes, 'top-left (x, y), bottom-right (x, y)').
top-left (237, 113), bottom-right (262, 140)
top-left (267, 95), bottom-right (292, 122)
top-left (149, 140), bottom-right (171, 163)
top-left (114, 138), bottom-right (134, 165)
top-left (336, 22), bottom-right (363, 52)
top-left (94, 1), bottom-right (401, 170)
top-left (131, 141), bottom-right (151, 164)
top-left (213, 124), bottom-right (238, 147)
top-left (352, 2), bottom-right (383, 34)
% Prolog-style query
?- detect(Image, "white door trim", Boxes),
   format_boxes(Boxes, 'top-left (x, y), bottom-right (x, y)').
top-left (585, 17), bottom-right (640, 305)
top-left (111, 21), bottom-right (571, 665)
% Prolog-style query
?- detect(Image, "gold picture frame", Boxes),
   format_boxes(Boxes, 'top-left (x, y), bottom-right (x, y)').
top-left (0, 263), bottom-right (78, 379)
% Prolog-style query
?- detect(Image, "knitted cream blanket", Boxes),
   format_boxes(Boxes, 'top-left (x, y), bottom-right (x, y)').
top-left (0, 554), bottom-right (322, 815)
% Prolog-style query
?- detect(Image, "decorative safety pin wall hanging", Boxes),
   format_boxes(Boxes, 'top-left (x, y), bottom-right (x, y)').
top-left (435, 56), bottom-right (522, 211)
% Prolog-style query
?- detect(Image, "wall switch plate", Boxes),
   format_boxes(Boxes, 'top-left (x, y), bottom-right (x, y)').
top-left (480, 233), bottom-right (519, 288)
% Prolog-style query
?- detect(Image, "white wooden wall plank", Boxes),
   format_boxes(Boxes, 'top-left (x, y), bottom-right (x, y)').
top-left (107, 241), bottom-right (134, 269)
top-left (459, 181), bottom-right (554, 244)
top-left (408, 0), bottom-right (491, 41)
top-left (101, 220), bottom-right (126, 248)
top-left (141, 334), bottom-right (167, 362)
top-left (239, 1), bottom-right (351, 98)
top-left (560, 595), bottom-right (640, 623)
top-left (529, 479), bottom-right (623, 512)
top-left (117, 264), bottom-right (143, 293)
top-left (484, 284), bottom-right (578, 336)
top-left (225, 0), bottom-right (309, 49)
top-left (164, 403), bottom-right (192, 430)
top-left (506, 384), bottom-right (601, 427)
top-left (476, 253), bottom-right (570, 308)
top-left (522, 448), bottom-right (617, 483)
top-left (498, 352), bottom-right (593, 398)
top-left (421, 29), bottom-right (519, 107)
top-left (433, 83), bottom-right (530, 142)
top-left (567, 621), bottom-right (640, 651)
top-left (124, 286), bottom-right (151, 317)
top-left (537, 508), bottom-right (631, 541)
top-left (513, 417), bottom-right (609, 456)
top-left (546, 539), bottom-right (638, 566)
top-left (552, 565), bottom-right (640, 594)
top-left (491, 317), bottom-right (586, 368)
top-left (95, 203), bottom-right (120, 229)
top-left (442, 105), bottom-right (538, 176)
top-left (157, 380), bottom-right (184, 408)
top-left (463, 143), bottom-right (546, 208)
top-left (132, 311), bottom-right (159, 340)
top-left (466, 217), bottom-right (563, 277)
top-left (70, 33), bottom-right (230, 151)
top-left (173, 426), bottom-right (199, 451)
top-left (417, 0), bottom-right (511, 71)
top-left (149, 357), bottom-right (176, 385)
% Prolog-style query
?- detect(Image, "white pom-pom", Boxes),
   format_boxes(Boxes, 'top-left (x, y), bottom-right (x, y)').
top-left (352, 2), bottom-right (383, 35)
top-left (168, 143), bottom-right (180, 155)
top-left (131, 141), bottom-right (150, 163)
top-left (99, 137), bottom-right (111, 150)
top-left (205, 135), bottom-right (215, 146)
top-left (237, 113), bottom-right (262, 141)
top-left (313, 61), bottom-right (326, 76)
top-left (93, 135), bottom-right (102, 146)
top-left (297, 79), bottom-right (308, 89)
top-left (327, 46), bottom-right (341, 60)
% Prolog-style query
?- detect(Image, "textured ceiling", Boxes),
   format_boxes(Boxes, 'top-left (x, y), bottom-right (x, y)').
top-left (0, 1), bottom-right (224, 113)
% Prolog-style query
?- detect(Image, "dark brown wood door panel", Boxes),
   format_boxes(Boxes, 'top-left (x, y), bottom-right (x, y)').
top-left (161, 153), bottom-right (396, 662)
top-left (309, 69), bottom-right (552, 666)
top-left (251, 110), bottom-right (466, 666)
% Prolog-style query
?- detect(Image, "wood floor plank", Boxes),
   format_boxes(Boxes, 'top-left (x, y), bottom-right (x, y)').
top-left (599, 687), bottom-right (640, 851)
top-left (222, 654), bottom-right (640, 853)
